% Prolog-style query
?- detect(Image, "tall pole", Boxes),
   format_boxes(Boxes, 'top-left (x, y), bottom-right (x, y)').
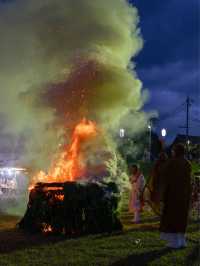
top-left (149, 125), bottom-right (151, 161)
top-left (186, 96), bottom-right (191, 158)
top-left (148, 121), bottom-right (152, 161)
top-left (186, 96), bottom-right (190, 141)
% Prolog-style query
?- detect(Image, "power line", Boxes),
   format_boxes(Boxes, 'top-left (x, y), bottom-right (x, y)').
top-left (192, 118), bottom-right (200, 124)
top-left (186, 96), bottom-right (192, 140)
top-left (157, 102), bottom-right (185, 123)
top-left (178, 96), bottom-right (194, 157)
top-left (179, 97), bottom-right (193, 138)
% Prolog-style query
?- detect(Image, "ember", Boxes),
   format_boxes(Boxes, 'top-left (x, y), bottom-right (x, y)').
top-left (18, 181), bottom-right (122, 236)
top-left (43, 224), bottom-right (53, 234)
top-left (55, 194), bottom-right (64, 201)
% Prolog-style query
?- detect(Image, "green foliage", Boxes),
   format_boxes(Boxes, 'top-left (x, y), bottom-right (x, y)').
top-left (105, 152), bottom-right (130, 190)
top-left (191, 162), bottom-right (200, 175)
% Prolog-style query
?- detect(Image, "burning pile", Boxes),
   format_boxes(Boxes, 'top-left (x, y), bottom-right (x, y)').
top-left (18, 181), bottom-right (122, 235)
top-left (19, 119), bottom-right (122, 235)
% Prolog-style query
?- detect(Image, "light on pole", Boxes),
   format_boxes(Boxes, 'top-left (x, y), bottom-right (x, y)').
top-left (148, 124), bottom-right (152, 161)
top-left (161, 128), bottom-right (167, 138)
top-left (186, 139), bottom-right (191, 159)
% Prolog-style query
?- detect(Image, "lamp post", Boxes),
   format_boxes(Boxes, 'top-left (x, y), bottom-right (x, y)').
top-left (186, 139), bottom-right (191, 159)
top-left (148, 124), bottom-right (152, 161)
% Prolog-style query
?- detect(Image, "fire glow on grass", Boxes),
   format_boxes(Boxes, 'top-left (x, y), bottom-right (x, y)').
top-left (29, 118), bottom-right (98, 189)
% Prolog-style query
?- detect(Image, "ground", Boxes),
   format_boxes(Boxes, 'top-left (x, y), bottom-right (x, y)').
top-left (0, 192), bottom-right (199, 266)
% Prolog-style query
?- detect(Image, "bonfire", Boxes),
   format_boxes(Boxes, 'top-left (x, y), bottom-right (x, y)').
top-left (19, 118), bottom-right (122, 235)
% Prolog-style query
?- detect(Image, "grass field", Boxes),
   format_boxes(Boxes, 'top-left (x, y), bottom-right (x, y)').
top-left (0, 191), bottom-right (199, 266)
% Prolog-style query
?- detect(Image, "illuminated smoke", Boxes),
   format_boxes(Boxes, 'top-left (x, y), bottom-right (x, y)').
top-left (0, 0), bottom-right (146, 172)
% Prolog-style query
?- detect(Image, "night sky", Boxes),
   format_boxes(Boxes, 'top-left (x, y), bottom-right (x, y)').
top-left (132, 0), bottom-right (199, 141)
top-left (0, 0), bottom-right (199, 143)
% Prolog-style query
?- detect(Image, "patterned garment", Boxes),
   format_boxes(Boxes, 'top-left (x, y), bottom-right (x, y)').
top-left (129, 172), bottom-right (145, 212)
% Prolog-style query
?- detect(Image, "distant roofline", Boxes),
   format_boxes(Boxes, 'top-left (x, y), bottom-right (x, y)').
top-left (171, 134), bottom-right (200, 145)
top-left (176, 134), bottom-right (200, 138)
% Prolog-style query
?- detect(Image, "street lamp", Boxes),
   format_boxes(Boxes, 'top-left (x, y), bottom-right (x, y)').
top-left (160, 128), bottom-right (167, 151)
top-left (187, 139), bottom-right (190, 145)
top-left (148, 124), bottom-right (152, 161)
top-left (186, 139), bottom-right (191, 159)
top-left (161, 128), bottom-right (167, 138)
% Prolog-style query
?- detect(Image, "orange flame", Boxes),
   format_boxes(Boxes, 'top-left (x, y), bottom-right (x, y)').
top-left (30, 118), bottom-right (97, 188)
top-left (55, 194), bottom-right (64, 201)
top-left (43, 224), bottom-right (53, 233)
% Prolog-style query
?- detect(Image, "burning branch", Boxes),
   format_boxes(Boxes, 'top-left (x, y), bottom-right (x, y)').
top-left (30, 118), bottom-right (97, 188)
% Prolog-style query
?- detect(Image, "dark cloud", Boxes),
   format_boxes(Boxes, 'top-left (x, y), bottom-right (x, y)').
top-left (139, 62), bottom-right (199, 95)
top-left (132, 0), bottom-right (199, 140)
top-left (140, 61), bottom-right (200, 140)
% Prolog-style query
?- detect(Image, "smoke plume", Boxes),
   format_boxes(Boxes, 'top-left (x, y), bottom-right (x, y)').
top-left (0, 0), bottom-right (146, 172)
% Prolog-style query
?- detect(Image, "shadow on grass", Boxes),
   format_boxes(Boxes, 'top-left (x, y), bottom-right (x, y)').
top-left (186, 245), bottom-right (200, 266)
top-left (0, 214), bottom-right (64, 254)
top-left (121, 212), bottom-right (159, 226)
top-left (187, 238), bottom-right (200, 245)
top-left (94, 225), bottom-right (159, 239)
top-left (122, 219), bottom-right (159, 233)
top-left (141, 216), bottom-right (159, 223)
top-left (187, 226), bottom-right (200, 233)
top-left (0, 228), bottom-right (65, 254)
top-left (110, 248), bottom-right (172, 266)
top-left (93, 225), bottom-right (158, 241)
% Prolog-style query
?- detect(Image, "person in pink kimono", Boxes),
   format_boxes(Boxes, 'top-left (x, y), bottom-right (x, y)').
top-left (129, 164), bottom-right (145, 223)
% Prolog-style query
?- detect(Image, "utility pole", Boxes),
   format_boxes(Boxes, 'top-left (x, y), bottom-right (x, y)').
top-left (179, 97), bottom-right (193, 158)
top-left (186, 96), bottom-right (191, 141)
top-left (186, 96), bottom-right (192, 157)
top-left (148, 119), bottom-right (152, 161)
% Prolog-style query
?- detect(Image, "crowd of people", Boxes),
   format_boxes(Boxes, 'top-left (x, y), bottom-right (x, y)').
top-left (129, 143), bottom-right (192, 249)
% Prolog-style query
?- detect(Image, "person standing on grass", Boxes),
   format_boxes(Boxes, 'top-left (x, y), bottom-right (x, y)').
top-left (160, 143), bottom-right (192, 249)
top-left (129, 164), bottom-right (145, 223)
top-left (146, 152), bottom-right (168, 215)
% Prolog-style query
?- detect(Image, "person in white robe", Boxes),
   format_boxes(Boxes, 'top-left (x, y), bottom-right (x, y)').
top-left (129, 164), bottom-right (145, 223)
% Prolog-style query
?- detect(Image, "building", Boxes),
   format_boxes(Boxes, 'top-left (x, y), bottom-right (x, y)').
top-left (171, 134), bottom-right (200, 161)
top-left (172, 134), bottom-right (200, 146)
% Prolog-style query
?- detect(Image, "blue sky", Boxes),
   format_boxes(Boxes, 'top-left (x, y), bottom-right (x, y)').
top-left (132, 0), bottom-right (199, 141)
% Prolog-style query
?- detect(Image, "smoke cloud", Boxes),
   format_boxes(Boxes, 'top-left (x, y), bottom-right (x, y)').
top-left (0, 0), bottom-right (146, 172)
